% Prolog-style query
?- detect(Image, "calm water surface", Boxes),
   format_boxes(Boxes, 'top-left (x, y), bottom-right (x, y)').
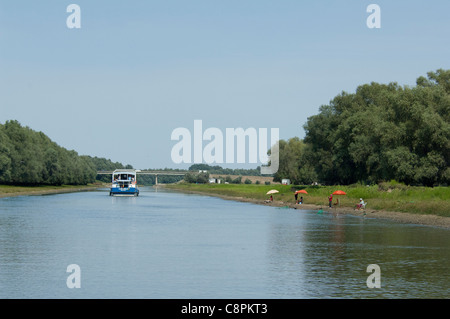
top-left (0, 187), bottom-right (449, 298)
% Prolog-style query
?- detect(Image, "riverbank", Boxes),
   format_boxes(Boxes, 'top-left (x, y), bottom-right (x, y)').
top-left (0, 184), bottom-right (104, 198)
top-left (162, 183), bottom-right (450, 229)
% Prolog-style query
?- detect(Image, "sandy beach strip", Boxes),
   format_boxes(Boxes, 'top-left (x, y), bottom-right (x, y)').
top-left (0, 186), bottom-right (101, 199)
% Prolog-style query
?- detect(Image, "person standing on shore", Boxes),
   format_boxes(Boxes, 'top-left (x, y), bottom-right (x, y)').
top-left (295, 192), bottom-right (298, 203)
top-left (328, 194), bottom-right (333, 208)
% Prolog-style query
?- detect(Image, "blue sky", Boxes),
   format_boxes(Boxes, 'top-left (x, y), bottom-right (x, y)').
top-left (1, 1), bottom-right (449, 169)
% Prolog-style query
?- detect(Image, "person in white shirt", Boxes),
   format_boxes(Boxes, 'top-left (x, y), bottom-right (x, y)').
top-left (357, 198), bottom-right (365, 210)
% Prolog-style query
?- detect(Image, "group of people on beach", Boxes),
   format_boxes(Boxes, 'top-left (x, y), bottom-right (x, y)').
top-left (267, 191), bottom-right (366, 210)
top-left (263, 195), bottom-right (274, 203)
top-left (327, 193), bottom-right (365, 210)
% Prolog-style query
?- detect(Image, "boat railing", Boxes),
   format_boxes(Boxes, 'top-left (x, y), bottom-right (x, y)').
top-left (112, 179), bottom-right (137, 187)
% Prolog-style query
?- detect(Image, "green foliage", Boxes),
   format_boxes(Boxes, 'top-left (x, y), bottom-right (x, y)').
top-left (184, 172), bottom-right (210, 184)
top-left (378, 180), bottom-right (408, 191)
top-left (166, 183), bottom-right (450, 217)
top-left (188, 163), bottom-right (261, 176)
top-left (138, 174), bottom-right (184, 185)
top-left (244, 178), bottom-right (252, 184)
top-left (89, 156), bottom-right (131, 183)
top-left (273, 69), bottom-right (450, 186)
top-left (231, 176), bottom-right (242, 184)
top-left (0, 120), bottom-right (127, 186)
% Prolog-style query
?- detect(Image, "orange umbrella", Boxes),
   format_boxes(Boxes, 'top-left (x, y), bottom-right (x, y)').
top-left (295, 190), bottom-right (308, 194)
top-left (332, 190), bottom-right (346, 206)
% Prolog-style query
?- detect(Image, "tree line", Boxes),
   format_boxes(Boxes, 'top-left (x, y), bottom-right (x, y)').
top-left (182, 164), bottom-right (264, 184)
top-left (0, 120), bottom-right (129, 185)
top-left (273, 69), bottom-right (450, 187)
top-left (188, 163), bottom-right (262, 176)
top-left (3, 69), bottom-right (448, 187)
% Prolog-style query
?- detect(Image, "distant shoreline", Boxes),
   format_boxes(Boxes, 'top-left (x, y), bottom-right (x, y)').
top-left (161, 184), bottom-right (450, 230)
top-left (2, 183), bottom-right (449, 229)
top-left (0, 185), bottom-right (103, 199)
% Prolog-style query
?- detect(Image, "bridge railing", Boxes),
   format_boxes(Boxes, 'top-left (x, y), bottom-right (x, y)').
top-left (97, 170), bottom-right (186, 176)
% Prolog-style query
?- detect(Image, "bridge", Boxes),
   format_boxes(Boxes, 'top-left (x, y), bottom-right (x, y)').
top-left (97, 170), bottom-right (186, 185)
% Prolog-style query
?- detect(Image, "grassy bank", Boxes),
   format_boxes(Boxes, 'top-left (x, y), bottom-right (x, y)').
top-left (0, 183), bottom-right (103, 198)
top-left (165, 182), bottom-right (450, 218)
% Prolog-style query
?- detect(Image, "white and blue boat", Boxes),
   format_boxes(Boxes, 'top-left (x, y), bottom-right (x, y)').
top-left (109, 169), bottom-right (139, 196)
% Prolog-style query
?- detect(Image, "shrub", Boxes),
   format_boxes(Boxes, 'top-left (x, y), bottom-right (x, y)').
top-left (232, 176), bottom-right (242, 184)
top-left (184, 172), bottom-right (209, 184)
top-left (378, 180), bottom-right (408, 191)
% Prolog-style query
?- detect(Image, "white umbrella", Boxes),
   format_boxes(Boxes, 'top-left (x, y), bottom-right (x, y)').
top-left (266, 190), bottom-right (279, 195)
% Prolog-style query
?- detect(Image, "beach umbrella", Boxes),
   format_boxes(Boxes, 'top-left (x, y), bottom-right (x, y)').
top-left (295, 190), bottom-right (308, 194)
top-left (266, 189), bottom-right (279, 195)
top-left (332, 190), bottom-right (346, 206)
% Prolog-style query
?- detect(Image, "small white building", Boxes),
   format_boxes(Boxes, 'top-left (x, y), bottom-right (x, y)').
top-left (209, 178), bottom-right (221, 184)
top-left (282, 179), bottom-right (291, 185)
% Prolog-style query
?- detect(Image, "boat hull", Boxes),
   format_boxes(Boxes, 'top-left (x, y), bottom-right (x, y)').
top-left (110, 187), bottom-right (139, 196)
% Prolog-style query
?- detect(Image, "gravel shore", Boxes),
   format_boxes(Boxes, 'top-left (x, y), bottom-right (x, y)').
top-left (0, 186), bottom-right (101, 198)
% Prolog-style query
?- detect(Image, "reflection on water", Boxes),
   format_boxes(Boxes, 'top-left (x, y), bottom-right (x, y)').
top-left (0, 187), bottom-right (449, 298)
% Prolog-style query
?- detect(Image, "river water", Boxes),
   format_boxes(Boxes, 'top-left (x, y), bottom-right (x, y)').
top-left (0, 187), bottom-right (448, 299)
